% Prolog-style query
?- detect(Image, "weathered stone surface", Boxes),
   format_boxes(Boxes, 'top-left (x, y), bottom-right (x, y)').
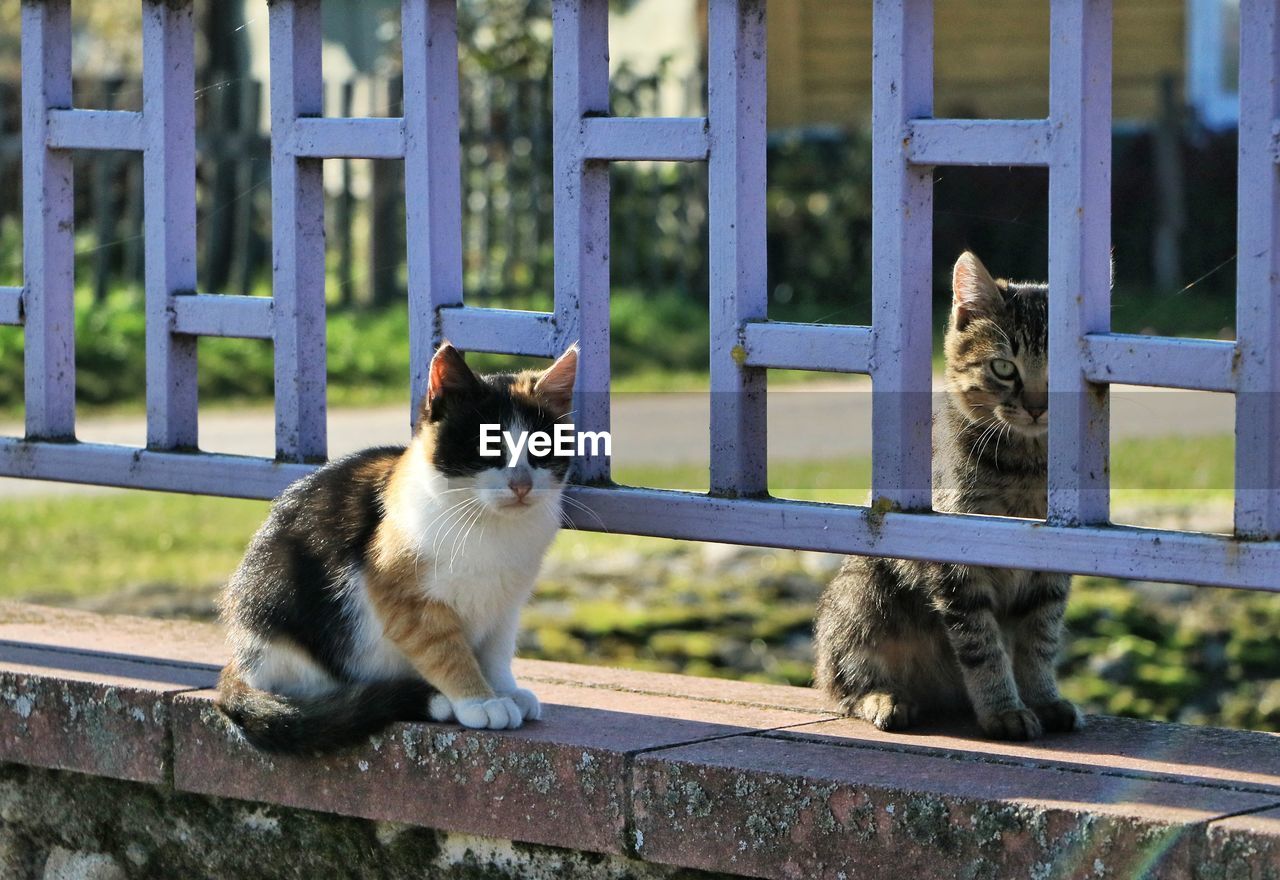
top-left (781, 714), bottom-right (1280, 796)
top-left (1197, 808), bottom-right (1280, 880)
top-left (0, 602), bottom-right (225, 668)
top-left (0, 764), bottom-right (720, 880)
top-left (171, 682), bottom-right (830, 855)
top-left (631, 734), bottom-right (1280, 880)
top-left (5, 604), bottom-right (1280, 877)
top-left (0, 643), bottom-right (214, 783)
top-left (41, 847), bottom-right (127, 880)
top-left (512, 658), bottom-right (829, 714)
top-left (0, 602), bottom-right (223, 783)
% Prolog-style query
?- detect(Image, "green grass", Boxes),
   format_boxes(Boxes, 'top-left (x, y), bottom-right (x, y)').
top-left (0, 492), bottom-right (268, 602)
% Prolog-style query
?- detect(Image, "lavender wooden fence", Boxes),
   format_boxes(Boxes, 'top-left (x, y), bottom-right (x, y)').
top-left (3, 0), bottom-right (1278, 592)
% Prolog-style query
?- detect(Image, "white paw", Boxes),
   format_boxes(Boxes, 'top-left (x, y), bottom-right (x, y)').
top-left (428, 693), bottom-right (454, 722)
top-left (452, 696), bottom-right (524, 730)
top-left (504, 688), bottom-right (542, 722)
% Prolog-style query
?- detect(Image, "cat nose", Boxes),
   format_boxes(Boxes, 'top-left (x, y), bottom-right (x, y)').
top-left (1026, 405), bottom-right (1047, 421)
top-left (508, 474), bottom-right (532, 501)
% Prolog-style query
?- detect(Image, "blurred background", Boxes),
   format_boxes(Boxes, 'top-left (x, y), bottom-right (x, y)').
top-left (1, 0), bottom-right (1274, 733)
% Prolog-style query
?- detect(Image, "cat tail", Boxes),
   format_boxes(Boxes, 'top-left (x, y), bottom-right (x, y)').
top-left (215, 664), bottom-right (435, 753)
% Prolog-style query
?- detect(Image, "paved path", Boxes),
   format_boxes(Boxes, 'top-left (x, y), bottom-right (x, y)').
top-left (0, 378), bottom-right (1233, 498)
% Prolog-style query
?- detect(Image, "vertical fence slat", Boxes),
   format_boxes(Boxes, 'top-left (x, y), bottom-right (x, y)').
top-left (1047, 0), bottom-right (1112, 526)
top-left (707, 0), bottom-right (768, 497)
top-left (142, 0), bottom-right (199, 450)
top-left (552, 0), bottom-right (611, 482)
top-left (21, 0), bottom-right (76, 441)
top-left (402, 0), bottom-right (464, 425)
top-left (1234, 0), bottom-right (1280, 539)
top-left (268, 0), bottom-right (327, 461)
top-left (869, 0), bottom-right (934, 511)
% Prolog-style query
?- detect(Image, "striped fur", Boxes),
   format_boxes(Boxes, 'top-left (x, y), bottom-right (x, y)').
top-left (815, 252), bottom-right (1083, 740)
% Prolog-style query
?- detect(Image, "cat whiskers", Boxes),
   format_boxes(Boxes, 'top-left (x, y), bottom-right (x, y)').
top-left (435, 498), bottom-right (483, 562)
top-left (449, 501), bottom-right (487, 572)
top-left (991, 420), bottom-right (1014, 466)
top-left (430, 486), bottom-right (479, 499)
top-left (973, 417), bottom-right (1006, 469)
top-left (416, 498), bottom-right (469, 547)
top-left (423, 497), bottom-right (481, 561)
top-left (963, 412), bottom-right (1002, 473)
top-left (559, 494), bottom-right (609, 532)
top-left (419, 494), bottom-right (477, 539)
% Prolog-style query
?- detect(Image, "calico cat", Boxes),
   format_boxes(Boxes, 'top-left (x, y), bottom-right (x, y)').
top-left (815, 252), bottom-right (1082, 741)
top-left (216, 342), bottom-right (578, 752)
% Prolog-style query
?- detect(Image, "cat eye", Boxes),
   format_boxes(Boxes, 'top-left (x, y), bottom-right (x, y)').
top-left (989, 358), bottom-right (1018, 380)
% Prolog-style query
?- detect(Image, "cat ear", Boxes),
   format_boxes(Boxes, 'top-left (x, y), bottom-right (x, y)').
top-left (534, 343), bottom-right (578, 417)
top-left (952, 251), bottom-right (1002, 329)
top-left (424, 342), bottom-right (481, 422)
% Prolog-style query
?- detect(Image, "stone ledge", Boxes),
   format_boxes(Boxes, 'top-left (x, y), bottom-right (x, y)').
top-left (1, 602), bottom-right (1279, 879)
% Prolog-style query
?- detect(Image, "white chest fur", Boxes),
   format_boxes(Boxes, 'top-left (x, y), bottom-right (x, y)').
top-left (393, 452), bottom-right (561, 640)
top-left (339, 475), bottom-right (560, 684)
top-left (418, 512), bottom-right (558, 639)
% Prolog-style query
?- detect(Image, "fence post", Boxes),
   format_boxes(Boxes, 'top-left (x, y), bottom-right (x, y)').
top-left (268, 0), bottom-right (328, 461)
top-left (1047, 0), bottom-right (1112, 526)
top-left (402, 0), bottom-right (465, 423)
top-left (142, 0), bottom-right (200, 450)
top-left (552, 0), bottom-right (611, 483)
top-left (707, 0), bottom-right (768, 497)
top-left (21, 0), bottom-right (76, 441)
top-left (1234, 0), bottom-right (1280, 539)
top-left (870, 0), bottom-right (933, 511)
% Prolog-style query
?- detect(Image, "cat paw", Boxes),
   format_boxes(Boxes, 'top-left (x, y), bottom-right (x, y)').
top-left (857, 693), bottom-right (918, 731)
top-left (452, 696), bottom-right (524, 730)
top-left (428, 693), bottom-right (454, 722)
top-left (979, 707), bottom-right (1043, 741)
top-left (502, 688), bottom-right (542, 722)
top-left (1033, 698), bottom-right (1085, 733)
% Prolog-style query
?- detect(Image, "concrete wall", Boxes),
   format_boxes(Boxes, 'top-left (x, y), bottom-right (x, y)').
top-left (3, 605), bottom-right (1280, 880)
top-left (0, 765), bottom-right (704, 880)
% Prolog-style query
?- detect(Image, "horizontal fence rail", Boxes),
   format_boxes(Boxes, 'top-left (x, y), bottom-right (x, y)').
top-left (4, 0), bottom-right (1279, 593)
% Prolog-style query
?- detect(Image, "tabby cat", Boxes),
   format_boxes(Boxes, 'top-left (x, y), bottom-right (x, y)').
top-left (216, 342), bottom-right (578, 752)
top-left (815, 252), bottom-right (1083, 740)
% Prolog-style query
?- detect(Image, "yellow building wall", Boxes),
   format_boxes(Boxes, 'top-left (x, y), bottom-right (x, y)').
top-left (766, 0), bottom-right (1185, 129)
